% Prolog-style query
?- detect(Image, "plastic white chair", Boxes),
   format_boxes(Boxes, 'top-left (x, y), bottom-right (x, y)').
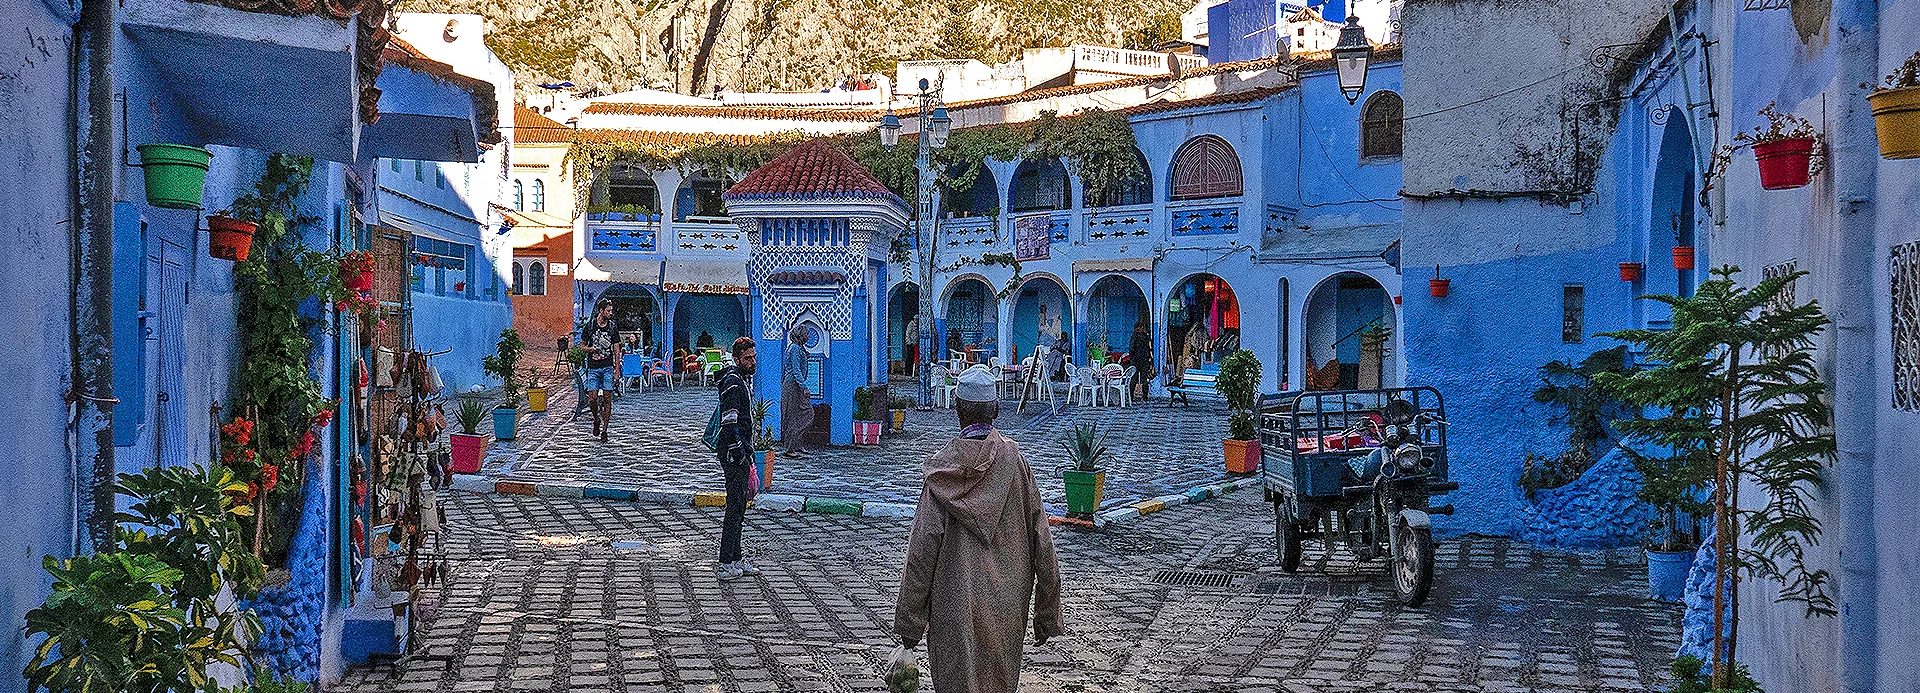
top-left (1071, 366), bottom-right (1097, 406)
top-left (1107, 366), bottom-right (1133, 407)
top-left (929, 364), bottom-right (956, 408)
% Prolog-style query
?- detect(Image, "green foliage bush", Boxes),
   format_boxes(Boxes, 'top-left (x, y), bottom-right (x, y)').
top-left (1218, 350), bottom-right (1262, 441)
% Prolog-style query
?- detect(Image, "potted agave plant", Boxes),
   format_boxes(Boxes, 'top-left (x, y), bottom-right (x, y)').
top-left (1867, 50), bottom-right (1920, 159)
top-left (1735, 102), bottom-right (1820, 191)
top-left (751, 400), bottom-right (775, 492)
top-left (852, 385), bottom-right (881, 445)
top-left (1059, 422), bottom-right (1110, 515)
top-left (449, 397), bottom-right (489, 474)
top-left (482, 328), bottom-right (524, 440)
top-left (1217, 350), bottom-right (1264, 475)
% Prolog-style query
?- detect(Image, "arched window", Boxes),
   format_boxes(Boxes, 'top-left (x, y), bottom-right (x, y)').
top-left (1361, 91), bottom-right (1404, 158)
top-left (513, 179), bottom-right (524, 211)
top-left (528, 262), bottom-right (546, 296)
top-left (532, 179), bottom-right (546, 212)
top-left (1084, 147), bottom-right (1152, 208)
top-left (606, 164), bottom-right (660, 213)
top-left (1008, 158), bottom-right (1069, 212)
top-left (675, 172), bottom-right (731, 221)
top-left (1169, 135), bottom-right (1243, 200)
top-left (940, 165), bottom-right (998, 218)
top-left (511, 260), bottom-right (525, 295)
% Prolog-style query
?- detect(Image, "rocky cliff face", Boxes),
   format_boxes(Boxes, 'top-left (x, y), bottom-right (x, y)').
top-left (399, 0), bottom-right (1189, 98)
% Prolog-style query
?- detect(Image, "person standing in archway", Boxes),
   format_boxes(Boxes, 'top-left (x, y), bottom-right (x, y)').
top-left (1130, 319), bottom-right (1154, 401)
top-left (781, 325), bottom-right (816, 459)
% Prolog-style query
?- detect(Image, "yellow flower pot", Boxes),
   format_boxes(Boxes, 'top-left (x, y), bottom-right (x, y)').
top-left (1869, 85), bottom-right (1920, 160)
top-left (526, 387), bottom-right (548, 413)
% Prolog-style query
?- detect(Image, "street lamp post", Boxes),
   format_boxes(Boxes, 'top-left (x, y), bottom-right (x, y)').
top-left (879, 78), bottom-right (950, 410)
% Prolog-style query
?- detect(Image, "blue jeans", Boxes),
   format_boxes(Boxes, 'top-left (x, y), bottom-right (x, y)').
top-left (583, 366), bottom-right (614, 391)
top-left (719, 447), bottom-right (748, 563)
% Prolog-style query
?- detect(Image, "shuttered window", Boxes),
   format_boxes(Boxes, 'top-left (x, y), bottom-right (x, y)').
top-left (1169, 135), bottom-right (1242, 200)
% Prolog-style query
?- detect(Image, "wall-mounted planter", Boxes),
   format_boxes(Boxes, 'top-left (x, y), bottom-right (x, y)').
top-left (1428, 278), bottom-right (1451, 298)
top-left (1672, 246), bottom-right (1696, 271)
top-left (137, 143), bottom-right (213, 210)
top-left (1868, 86), bottom-right (1920, 160)
top-left (1752, 137), bottom-right (1815, 190)
top-left (207, 215), bottom-right (257, 262)
top-left (1619, 262), bottom-right (1643, 282)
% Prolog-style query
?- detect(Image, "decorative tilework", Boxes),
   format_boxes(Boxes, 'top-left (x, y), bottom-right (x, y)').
top-left (1171, 205), bottom-right (1242, 237)
top-left (1085, 205), bottom-right (1154, 241)
top-left (675, 220), bottom-right (745, 251)
top-left (748, 229), bottom-right (865, 341)
top-left (588, 219), bottom-right (659, 253)
top-left (1262, 204), bottom-right (1297, 244)
top-left (941, 216), bottom-right (998, 248)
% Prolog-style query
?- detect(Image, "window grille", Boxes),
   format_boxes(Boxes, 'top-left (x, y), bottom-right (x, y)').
top-left (1361, 91), bottom-right (1404, 158)
top-left (529, 262), bottom-right (547, 296)
top-left (511, 261), bottom-right (525, 296)
top-left (513, 179), bottom-right (524, 211)
top-left (532, 179), bottom-right (546, 212)
top-left (1762, 260), bottom-right (1798, 314)
top-left (1562, 285), bottom-right (1584, 343)
top-left (1170, 135), bottom-right (1243, 200)
top-left (1894, 242), bottom-right (1920, 410)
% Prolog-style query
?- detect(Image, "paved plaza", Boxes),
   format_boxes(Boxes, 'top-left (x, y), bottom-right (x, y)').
top-left (481, 381), bottom-right (1237, 510)
top-left (340, 488), bottom-right (1681, 693)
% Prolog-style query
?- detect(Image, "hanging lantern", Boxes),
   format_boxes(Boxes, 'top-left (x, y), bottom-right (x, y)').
top-left (879, 111), bottom-right (901, 150)
top-left (1333, 18), bottom-right (1374, 105)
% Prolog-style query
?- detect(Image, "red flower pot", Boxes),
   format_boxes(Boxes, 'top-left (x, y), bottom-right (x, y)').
top-left (1223, 438), bottom-right (1262, 475)
top-left (1672, 246), bottom-right (1696, 271)
top-left (1753, 137), bottom-right (1815, 190)
top-left (207, 215), bottom-right (257, 261)
top-left (853, 420), bottom-right (881, 445)
top-left (449, 433), bottom-right (487, 474)
top-left (1619, 262), bottom-right (1644, 282)
top-left (1429, 278), bottom-right (1451, 298)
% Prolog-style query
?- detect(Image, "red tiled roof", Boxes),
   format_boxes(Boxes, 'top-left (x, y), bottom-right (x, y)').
top-left (514, 104), bottom-right (572, 143)
top-left (569, 129), bottom-right (783, 147)
top-left (381, 36), bottom-right (502, 144)
top-left (1118, 86), bottom-right (1287, 116)
top-left (581, 102), bottom-right (885, 122)
top-left (188, 0), bottom-right (366, 20)
top-left (724, 139), bottom-right (902, 205)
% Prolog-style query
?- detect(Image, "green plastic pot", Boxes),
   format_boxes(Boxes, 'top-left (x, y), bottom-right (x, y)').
top-left (136, 144), bottom-right (213, 210)
top-left (1062, 468), bottom-right (1106, 515)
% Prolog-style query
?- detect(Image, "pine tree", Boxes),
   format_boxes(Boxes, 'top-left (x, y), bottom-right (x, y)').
top-left (1594, 266), bottom-right (1835, 688)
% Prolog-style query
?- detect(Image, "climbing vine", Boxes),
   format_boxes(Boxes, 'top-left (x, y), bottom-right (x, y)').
top-left (563, 130), bottom-right (812, 210)
top-left (227, 154), bottom-right (344, 568)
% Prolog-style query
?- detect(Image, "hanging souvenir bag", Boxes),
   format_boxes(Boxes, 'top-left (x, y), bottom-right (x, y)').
top-left (425, 365), bottom-right (445, 396)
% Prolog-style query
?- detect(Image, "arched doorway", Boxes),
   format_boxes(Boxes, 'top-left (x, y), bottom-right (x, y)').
top-left (1649, 113), bottom-right (1698, 314)
top-left (887, 282), bottom-right (920, 375)
top-left (1085, 275), bottom-right (1147, 364)
top-left (1011, 275), bottom-right (1070, 366)
top-left (1303, 273), bottom-right (1395, 391)
top-left (942, 276), bottom-right (995, 364)
top-left (602, 283), bottom-right (661, 355)
top-left (1167, 274), bottom-right (1240, 373)
top-left (673, 293), bottom-right (746, 355)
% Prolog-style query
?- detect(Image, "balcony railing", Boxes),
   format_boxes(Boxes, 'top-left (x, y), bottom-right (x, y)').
top-left (586, 213), bottom-right (660, 254)
top-left (1075, 46), bottom-right (1207, 77)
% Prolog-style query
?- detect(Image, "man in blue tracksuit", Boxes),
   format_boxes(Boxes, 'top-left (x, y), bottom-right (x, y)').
top-left (713, 336), bottom-right (760, 581)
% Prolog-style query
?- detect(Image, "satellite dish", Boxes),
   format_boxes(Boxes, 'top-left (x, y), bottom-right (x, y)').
top-left (1166, 52), bottom-right (1184, 80)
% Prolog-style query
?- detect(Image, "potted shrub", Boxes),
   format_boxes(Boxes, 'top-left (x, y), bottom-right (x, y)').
top-left (751, 400), bottom-right (775, 492)
top-left (449, 397), bottom-right (489, 474)
top-left (852, 385), bottom-right (881, 445)
top-left (1217, 349), bottom-right (1263, 475)
top-left (136, 143), bottom-right (214, 210)
top-left (1059, 422), bottom-right (1109, 515)
top-left (481, 328), bottom-right (524, 440)
top-left (525, 370), bottom-right (548, 413)
top-left (1596, 266), bottom-right (1836, 687)
top-left (207, 211), bottom-right (259, 261)
top-left (1735, 102), bottom-right (1819, 191)
top-left (1867, 50), bottom-right (1920, 159)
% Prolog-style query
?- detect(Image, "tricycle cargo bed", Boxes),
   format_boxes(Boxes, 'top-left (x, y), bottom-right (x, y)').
top-left (1258, 387), bottom-right (1449, 498)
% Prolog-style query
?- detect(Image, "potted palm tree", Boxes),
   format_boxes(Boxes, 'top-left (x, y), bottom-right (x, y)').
top-left (1867, 50), bottom-right (1920, 159)
top-left (1217, 350), bottom-right (1263, 475)
top-left (751, 400), bottom-right (775, 492)
top-left (853, 386), bottom-right (881, 445)
top-left (482, 328), bottom-right (524, 440)
top-left (449, 397), bottom-right (489, 474)
top-left (1059, 422), bottom-right (1109, 515)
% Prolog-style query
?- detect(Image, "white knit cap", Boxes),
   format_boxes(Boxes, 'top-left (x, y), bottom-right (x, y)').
top-left (955, 364), bottom-right (999, 403)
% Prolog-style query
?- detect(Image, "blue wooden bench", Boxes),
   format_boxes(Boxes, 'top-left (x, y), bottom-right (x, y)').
top-left (1166, 364), bottom-right (1222, 407)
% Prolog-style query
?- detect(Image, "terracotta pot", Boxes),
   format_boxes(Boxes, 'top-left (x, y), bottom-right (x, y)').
top-left (449, 433), bottom-right (487, 474)
top-left (207, 215), bottom-right (257, 262)
top-left (1752, 137), bottom-right (1815, 190)
top-left (1672, 245), bottom-right (1696, 271)
top-left (1223, 438), bottom-right (1262, 475)
top-left (1619, 262), bottom-right (1644, 282)
top-left (1868, 85), bottom-right (1920, 160)
top-left (1428, 278), bottom-right (1451, 298)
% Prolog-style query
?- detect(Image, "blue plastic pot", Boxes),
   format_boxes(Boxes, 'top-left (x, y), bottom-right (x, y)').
top-left (493, 406), bottom-right (518, 440)
top-left (1646, 549), bottom-right (1694, 602)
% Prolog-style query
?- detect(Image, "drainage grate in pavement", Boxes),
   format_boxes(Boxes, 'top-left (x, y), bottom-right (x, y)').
top-left (1151, 569), bottom-right (1240, 589)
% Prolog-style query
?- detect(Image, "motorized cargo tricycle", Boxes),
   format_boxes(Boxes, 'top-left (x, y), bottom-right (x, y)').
top-left (1259, 387), bottom-right (1456, 606)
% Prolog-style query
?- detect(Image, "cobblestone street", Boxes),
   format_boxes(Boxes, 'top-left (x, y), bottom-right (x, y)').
top-left (340, 489), bottom-right (1680, 693)
top-left (481, 382), bottom-right (1236, 510)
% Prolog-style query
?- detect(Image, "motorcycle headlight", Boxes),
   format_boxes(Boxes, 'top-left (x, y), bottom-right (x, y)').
top-left (1392, 443), bottom-right (1424, 472)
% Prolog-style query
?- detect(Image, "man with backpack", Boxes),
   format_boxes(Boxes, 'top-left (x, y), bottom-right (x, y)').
top-left (580, 300), bottom-right (622, 442)
top-left (710, 336), bottom-right (760, 581)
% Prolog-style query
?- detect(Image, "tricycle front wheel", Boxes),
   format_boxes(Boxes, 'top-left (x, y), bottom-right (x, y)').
top-left (1275, 497), bottom-right (1302, 573)
top-left (1392, 515), bottom-right (1434, 607)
